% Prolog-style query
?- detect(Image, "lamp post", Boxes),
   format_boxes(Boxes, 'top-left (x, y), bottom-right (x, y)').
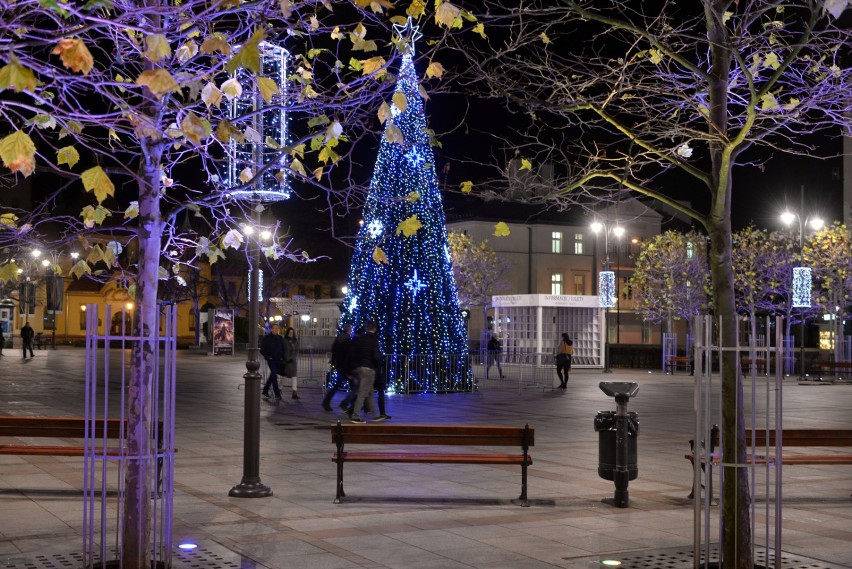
top-left (592, 221), bottom-right (625, 373)
top-left (781, 185), bottom-right (824, 380)
top-left (229, 221), bottom-right (274, 498)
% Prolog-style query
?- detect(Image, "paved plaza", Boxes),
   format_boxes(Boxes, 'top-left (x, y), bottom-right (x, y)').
top-left (2, 348), bottom-right (852, 568)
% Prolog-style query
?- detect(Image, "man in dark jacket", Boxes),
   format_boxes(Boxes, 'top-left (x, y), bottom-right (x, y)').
top-left (21, 322), bottom-right (35, 359)
top-left (348, 321), bottom-right (383, 423)
top-left (260, 323), bottom-right (285, 400)
top-left (322, 324), bottom-right (352, 411)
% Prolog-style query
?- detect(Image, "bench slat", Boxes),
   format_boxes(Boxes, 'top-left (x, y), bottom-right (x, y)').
top-left (0, 445), bottom-right (125, 456)
top-left (746, 429), bottom-right (852, 447)
top-left (334, 452), bottom-right (532, 465)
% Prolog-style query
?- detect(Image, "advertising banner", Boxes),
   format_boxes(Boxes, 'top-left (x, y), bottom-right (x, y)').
top-left (212, 309), bottom-right (235, 356)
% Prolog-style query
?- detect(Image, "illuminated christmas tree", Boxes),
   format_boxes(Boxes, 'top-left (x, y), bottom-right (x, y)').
top-left (340, 18), bottom-right (471, 392)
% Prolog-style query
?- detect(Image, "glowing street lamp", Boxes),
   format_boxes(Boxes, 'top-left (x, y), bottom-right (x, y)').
top-left (591, 221), bottom-right (626, 373)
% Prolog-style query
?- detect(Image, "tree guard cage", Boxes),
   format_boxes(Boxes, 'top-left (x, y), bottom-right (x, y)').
top-left (491, 294), bottom-right (604, 368)
top-left (83, 303), bottom-right (177, 568)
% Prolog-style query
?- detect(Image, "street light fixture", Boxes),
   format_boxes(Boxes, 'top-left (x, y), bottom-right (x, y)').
top-left (780, 185), bottom-right (824, 379)
top-left (592, 221), bottom-right (626, 374)
top-left (229, 220), bottom-right (274, 499)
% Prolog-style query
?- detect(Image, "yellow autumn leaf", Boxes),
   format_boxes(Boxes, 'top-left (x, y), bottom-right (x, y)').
top-left (256, 76), bottom-right (279, 103)
top-left (226, 28), bottom-right (264, 74)
top-left (460, 180), bottom-right (473, 193)
top-left (70, 260), bottom-right (92, 279)
top-left (493, 222), bottom-right (511, 237)
top-left (135, 69), bottom-right (178, 98)
top-left (239, 167), bottom-right (253, 183)
top-left (540, 32), bottom-right (551, 44)
top-left (290, 157), bottom-right (307, 177)
top-left (396, 214), bottom-right (423, 237)
top-left (201, 82), bottom-right (222, 108)
top-left (0, 60), bottom-right (40, 93)
top-left (176, 40), bottom-right (198, 64)
top-left (200, 33), bottom-right (231, 56)
top-left (407, 191), bottom-right (420, 202)
top-left (81, 165), bottom-right (115, 204)
top-left (52, 38), bottom-right (94, 74)
top-left (56, 146), bottom-right (80, 168)
top-left (425, 61), bottom-right (444, 79)
top-left (393, 91), bottom-right (408, 113)
top-left (220, 77), bottom-right (242, 101)
top-left (372, 246), bottom-right (389, 264)
top-left (0, 213), bottom-right (18, 228)
top-left (144, 34), bottom-right (172, 62)
top-left (377, 102), bottom-right (392, 124)
top-left (330, 26), bottom-right (344, 40)
top-left (0, 262), bottom-right (19, 283)
top-left (385, 123), bottom-right (403, 143)
top-left (313, 166), bottom-right (323, 181)
top-left (0, 130), bottom-right (36, 177)
top-left (361, 56), bottom-right (386, 77)
top-left (435, 1), bottom-right (461, 28)
top-left (472, 23), bottom-right (487, 39)
top-left (124, 201), bottom-right (139, 219)
top-left (407, 0), bottom-right (426, 17)
top-left (214, 119), bottom-right (243, 143)
top-left (181, 112), bottom-right (211, 145)
top-left (519, 158), bottom-right (532, 170)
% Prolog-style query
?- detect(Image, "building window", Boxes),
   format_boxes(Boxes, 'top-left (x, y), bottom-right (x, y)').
top-left (573, 274), bottom-right (585, 295)
top-left (551, 273), bottom-right (563, 295)
top-left (551, 231), bottom-right (562, 254)
top-left (642, 321), bottom-right (652, 344)
top-left (574, 233), bottom-right (584, 255)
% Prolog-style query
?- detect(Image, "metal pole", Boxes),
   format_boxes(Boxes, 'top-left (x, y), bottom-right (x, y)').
top-left (603, 231), bottom-right (613, 373)
top-left (229, 214), bottom-right (272, 498)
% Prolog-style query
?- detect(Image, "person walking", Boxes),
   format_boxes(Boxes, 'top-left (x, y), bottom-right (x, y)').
top-left (348, 321), bottom-right (382, 423)
top-left (21, 322), bottom-right (35, 359)
top-left (555, 332), bottom-right (573, 389)
top-left (322, 324), bottom-right (353, 411)
top-left (260, 323), bottom-right (285, 400)
top-left (486, 333), bottom-right (505, 379)
top-left (282, 327), bottom-right (300, 399)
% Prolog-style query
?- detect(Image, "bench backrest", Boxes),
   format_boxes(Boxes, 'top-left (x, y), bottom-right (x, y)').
top-left (331, 423), bottom-right (534, 448)
top-left (0, 416), bottom-right (163, 441)
top-left (745, 429), bottom-right (852, 448)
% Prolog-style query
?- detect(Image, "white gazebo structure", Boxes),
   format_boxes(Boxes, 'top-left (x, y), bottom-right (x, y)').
top-left (492, 294), bottom-right (605, 368)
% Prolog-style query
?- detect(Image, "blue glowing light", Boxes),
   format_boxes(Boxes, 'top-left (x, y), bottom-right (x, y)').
top-left (338, 25), bottom-right (470, 392)
top-left (177, 543), bottom-right (198, 551)
top-left (599, 271), bottom-right (616, 308)
top-left (792, 266), bottom-right (812, 308)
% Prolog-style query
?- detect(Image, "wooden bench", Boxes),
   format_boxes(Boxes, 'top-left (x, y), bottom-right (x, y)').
top-left (665, 356), bottom-right (693, 375)
top-left (741, 357), bottom-right (768, 374)
top-left (32, 332), bottom-right (46, 349)
top-left (331, 422), bottom-right (534, 506)
top-left (0, 416), bottom-right (169, 490)
top-left (686, 428), bottom-right (852, 498)
top-left (811, 361), bottom-right (852, 379)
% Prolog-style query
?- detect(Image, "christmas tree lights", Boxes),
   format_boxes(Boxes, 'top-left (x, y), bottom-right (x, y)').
top-left (339, 18), bottom-right (471, 392)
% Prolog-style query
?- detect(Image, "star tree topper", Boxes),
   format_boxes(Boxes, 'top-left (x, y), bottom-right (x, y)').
top-left (393, 17), bottom-right (423, 55)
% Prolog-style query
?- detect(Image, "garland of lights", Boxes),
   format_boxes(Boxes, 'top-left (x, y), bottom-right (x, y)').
top-left (792, 266), bottom-right (812, 308)
top-left (226, 42), bottom-right (291, 202)
top-left (338, 18), bottom-right (472, 392)
top-left (599, 271), bottom-right (616, 308)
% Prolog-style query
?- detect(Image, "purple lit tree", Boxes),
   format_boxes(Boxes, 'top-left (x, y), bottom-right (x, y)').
top-left (0, 1), bottom-right (486, 565)
top-left (451, 2), bottom-right (852, 565)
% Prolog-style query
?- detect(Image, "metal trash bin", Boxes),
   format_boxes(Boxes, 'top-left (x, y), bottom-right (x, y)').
top-left (594, 410), bottom-right (639, 481)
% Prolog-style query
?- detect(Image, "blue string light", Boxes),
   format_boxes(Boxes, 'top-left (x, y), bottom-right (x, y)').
top-left (599, 271), bottom-right (616, 308)
top-left (339, 29), bottom-right (471, 392)
top-left (792, 267), bottom-right (812, 308)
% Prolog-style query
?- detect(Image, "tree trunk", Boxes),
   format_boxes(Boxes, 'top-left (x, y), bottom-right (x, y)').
top-left (122, 137), bottom-right (165, 568)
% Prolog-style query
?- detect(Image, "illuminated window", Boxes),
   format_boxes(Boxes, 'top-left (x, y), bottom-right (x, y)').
top-left (551, 231), bottom-right (562, 253)
top-left (551, 273), bottom-right (563, 295)
top-left (573, 274), bottom-right (585, 295)
top-left (574, 233), bottom-right (584, 255)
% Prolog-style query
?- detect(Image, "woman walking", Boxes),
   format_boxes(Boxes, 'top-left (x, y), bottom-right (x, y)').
top-left (555, 333), bottom-right (573, 389)
top-left (282, 327), bottom-right (300, 399)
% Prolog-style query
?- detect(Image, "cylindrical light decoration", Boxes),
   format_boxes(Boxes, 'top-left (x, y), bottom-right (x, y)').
top-left (226, 42), bottom-right (290, 202)
top-left (247, 269), bottom-right (264, 302)
top-left (792, 266), bottom-right (812, 308)
top-left (46, 275), bottom-right (64, 312)
top-left (599, 270), bottom-right (616, 308)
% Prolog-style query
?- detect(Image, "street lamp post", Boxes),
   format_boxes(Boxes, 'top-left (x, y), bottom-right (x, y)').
top-left (229, 222), bottom-right (273, 498)
top-left (781, 185), bottom-right (824, 380)
top-left (592, 221), bottom-right (625, 374)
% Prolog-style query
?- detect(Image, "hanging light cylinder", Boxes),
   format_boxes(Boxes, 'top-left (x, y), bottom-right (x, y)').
top-left (792, 266), bottom-right (812, 308)
top-left (599, 270), bottom-right (616, 308)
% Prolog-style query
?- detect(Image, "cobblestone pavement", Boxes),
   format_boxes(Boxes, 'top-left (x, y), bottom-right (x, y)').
top-left (2, 349), bottom-right (851, 568)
